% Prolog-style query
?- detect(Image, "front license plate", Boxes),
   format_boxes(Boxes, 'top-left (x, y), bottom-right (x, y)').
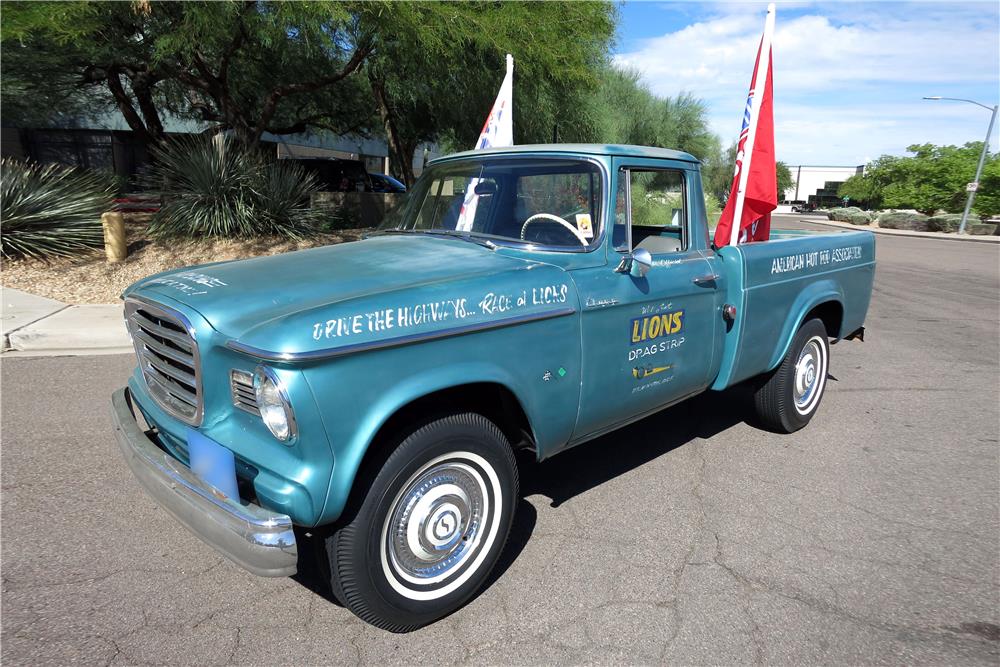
top-left (187, 430), bottom-right (240, 501)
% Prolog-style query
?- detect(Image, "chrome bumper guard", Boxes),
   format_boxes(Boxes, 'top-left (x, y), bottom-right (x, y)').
top-left (112, 388), bottom-right (297, 577)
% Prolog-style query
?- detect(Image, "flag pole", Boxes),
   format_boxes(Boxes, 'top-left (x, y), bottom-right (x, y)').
top-left (506, 54), bottom-right (514, 144)
top-left (729, 3), bottom-right (776, 247)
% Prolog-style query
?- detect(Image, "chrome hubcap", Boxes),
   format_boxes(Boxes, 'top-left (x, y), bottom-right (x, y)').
top-left (386, 462), bottom-right (485, 582)
top-left (793, 337), bottom-right (825, 413)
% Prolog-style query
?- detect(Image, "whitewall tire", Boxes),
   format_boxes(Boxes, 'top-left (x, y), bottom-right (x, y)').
top-left (326, 413), bottom-right (517, 631)
top-left (753, 318), bottom-right (831, 433)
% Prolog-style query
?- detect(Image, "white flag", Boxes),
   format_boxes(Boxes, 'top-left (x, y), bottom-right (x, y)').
top-left (456, 54), bottom-right (514, 231)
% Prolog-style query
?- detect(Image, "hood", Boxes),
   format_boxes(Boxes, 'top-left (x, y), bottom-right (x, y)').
top-left (126, 234), bottom-right (577, 356)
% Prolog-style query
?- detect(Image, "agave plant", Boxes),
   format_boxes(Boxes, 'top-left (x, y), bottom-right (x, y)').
top-left (0, 158), bottom-right (117, 260)
top-left (250, 159), bottom-right (321, 238)
top-left (147, 135), bottom-right (319, 239)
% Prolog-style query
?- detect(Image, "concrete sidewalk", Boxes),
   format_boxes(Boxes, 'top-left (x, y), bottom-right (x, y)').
top-left (2, 288), bottom-right (130, 356)
top-left (799, 216), bottom-right (1000, 243)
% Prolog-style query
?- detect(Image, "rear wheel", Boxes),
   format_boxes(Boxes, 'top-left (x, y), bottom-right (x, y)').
top-left (326, 413), bottom-right (517, 632)
top-left (753, 318), bottom-right (830, 433)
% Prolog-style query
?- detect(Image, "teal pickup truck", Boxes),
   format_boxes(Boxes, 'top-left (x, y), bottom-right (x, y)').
top-left (112, 144), bottom-right (874, 631)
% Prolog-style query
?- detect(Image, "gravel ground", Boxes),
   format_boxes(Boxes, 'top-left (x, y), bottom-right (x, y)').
top-left (1, 222), bottom-right (368, 304)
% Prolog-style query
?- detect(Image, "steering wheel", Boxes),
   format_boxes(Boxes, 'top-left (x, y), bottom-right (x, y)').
top-left (520, 213), bottom-right (589, 246)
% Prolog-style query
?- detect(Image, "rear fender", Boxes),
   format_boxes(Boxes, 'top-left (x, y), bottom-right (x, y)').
top-left (766, 280), bottom-right (844, 372)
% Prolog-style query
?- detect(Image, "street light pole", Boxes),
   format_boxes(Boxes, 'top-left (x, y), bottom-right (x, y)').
top-left (923, 96), bottom-right (999, 234)
top-left (959, 104), bottom-right (999, 234)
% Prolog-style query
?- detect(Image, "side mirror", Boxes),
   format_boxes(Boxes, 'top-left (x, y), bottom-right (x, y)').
top-left (615, 248), bottom-right (653, 278)
top-left (630, 248), bottom-right (653, 278)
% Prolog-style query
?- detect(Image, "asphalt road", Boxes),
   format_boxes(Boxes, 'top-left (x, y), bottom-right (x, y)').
top-left (3, 215), bottom-right (998, 665)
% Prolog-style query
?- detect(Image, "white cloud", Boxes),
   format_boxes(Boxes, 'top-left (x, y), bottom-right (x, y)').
top-left (770, 102), bottom-right (992, 164)
top-left (615, 2), bottom-right (999, 164)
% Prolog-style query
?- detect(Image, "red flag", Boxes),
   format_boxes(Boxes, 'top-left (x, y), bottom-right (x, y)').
top-left (714, 5), bottom-right (777, 248)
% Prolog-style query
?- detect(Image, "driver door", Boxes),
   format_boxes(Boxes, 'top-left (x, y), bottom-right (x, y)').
top-left (570, 159), bottom-right (724, 439)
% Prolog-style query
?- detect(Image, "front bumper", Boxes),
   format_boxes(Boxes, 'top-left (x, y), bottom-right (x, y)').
top-left (111, 388), bottom-right (297, 577)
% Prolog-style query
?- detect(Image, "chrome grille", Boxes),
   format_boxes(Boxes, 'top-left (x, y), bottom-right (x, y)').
top-left (230, 369), bottom-right (260, 416)
top-left (125, 298), bottom-right (203, 425)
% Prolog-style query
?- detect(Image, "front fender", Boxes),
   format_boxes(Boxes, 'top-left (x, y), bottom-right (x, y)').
top-left (316, 361), bottom-right (529, 526)
top-left (302, 307), bottom-right (581, 526)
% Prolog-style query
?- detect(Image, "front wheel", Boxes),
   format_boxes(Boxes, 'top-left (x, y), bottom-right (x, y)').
top-left (326, 413), bottom-right (518, 632)
top-left (753, 318), bottom-right (830, 433)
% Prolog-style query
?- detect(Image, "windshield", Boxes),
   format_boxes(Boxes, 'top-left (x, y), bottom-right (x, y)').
top-left (379, 158), bottom-right (603, 249)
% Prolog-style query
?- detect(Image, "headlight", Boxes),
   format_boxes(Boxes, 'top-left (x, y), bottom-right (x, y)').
top-left (254, 366), bottom-right (296, 442)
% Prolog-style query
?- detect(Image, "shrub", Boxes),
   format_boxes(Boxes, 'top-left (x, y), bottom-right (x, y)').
top-left (0, 158), bottom-right (117, 260)
top-left (876, 211), bottom-right (930, 231)
top-left (827, 207), bottom-right (870, 224)
top-left (926, 213), bottom-right (964, 233)
top-left (968, 223), bottom-right (999, 236)
top-left (317, 206), bottom-right (363, 231)
top-left (252, 159), bottom-right (323, 234)
top-left (146, 135), bottom-right (320, 239)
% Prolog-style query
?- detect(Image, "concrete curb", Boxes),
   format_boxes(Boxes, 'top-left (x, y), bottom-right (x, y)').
top-left (800, 217), bottom-right (1000, 243)
top-left (2, 288), bottom-right (69, 350)
top-left (3, 303), bottom-right (130, 356)
top-left (2, 347), bottom-right (133, 358)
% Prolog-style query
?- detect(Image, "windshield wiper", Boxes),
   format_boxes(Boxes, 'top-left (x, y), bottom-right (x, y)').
top-left (373, 228), bottom-right (497, 250)
top-left (421, 229), bottom-right (498, 250)
top-left (368, 228), bottom-right (417, 237)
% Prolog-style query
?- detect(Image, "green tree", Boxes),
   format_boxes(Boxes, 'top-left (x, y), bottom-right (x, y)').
top-left (973, 156), bottom-right (1000, 220)
top-left (2, 1), bottom-right (621, 183)
top-left (776, 161), bottom-right (793, 201)
top-left (701, 140), bottom-right (737, 204)
top-left (364, 2), bottom-right (616, 185)
top-left (1, 2), bottom-right (374, 146)
top-left (582, 66), bottom-right (716, 159)
top-left (838, 173), bottom-right (881, 209)
top-left (882, 144), bottom-right (976, 215)
top-left (838, 143), bottom-right (994, 215)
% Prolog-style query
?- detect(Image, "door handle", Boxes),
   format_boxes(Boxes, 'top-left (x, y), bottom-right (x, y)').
top-left (692, 273), bottom-right (720, 285)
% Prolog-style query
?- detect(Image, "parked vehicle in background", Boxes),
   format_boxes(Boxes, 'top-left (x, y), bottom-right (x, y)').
top-left (112, 143), bottom-right (874, 633)
top-left (369, 172), bottom-right (407, 193)
top-left (290, 157), bottom-right (372, 192)
top-left (791, 201), bottom-right (816, 213)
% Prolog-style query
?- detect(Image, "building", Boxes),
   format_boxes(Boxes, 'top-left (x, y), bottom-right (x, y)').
top-left (270, 132), bottom-right (438, 179)
top-left (784, 165), bottom-right (865, 208)
top-left (0, 111), bottom-right (438, 185)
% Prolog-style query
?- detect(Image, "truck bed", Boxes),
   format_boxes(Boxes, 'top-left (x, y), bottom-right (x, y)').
top-left (712, 229), bottom-right (876, 389)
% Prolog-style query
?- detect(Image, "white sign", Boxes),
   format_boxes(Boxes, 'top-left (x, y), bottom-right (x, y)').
top-left (967, 182), bottom-right (979, 192)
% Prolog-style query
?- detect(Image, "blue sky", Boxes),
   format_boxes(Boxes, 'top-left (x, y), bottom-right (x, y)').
top-left (614, 1), bottom-right (1000, 165)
